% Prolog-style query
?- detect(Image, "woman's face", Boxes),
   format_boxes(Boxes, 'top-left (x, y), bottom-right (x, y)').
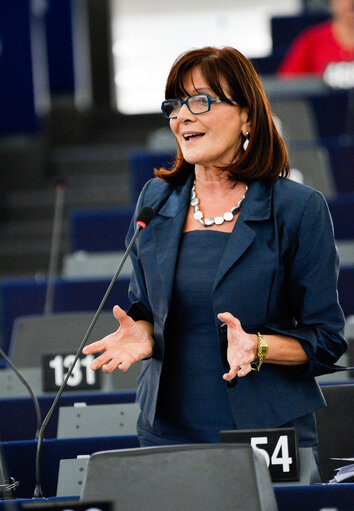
top-left (169, 67), bottom-right (249, 170)
top-left (331, 0), bottom-right (354, 23)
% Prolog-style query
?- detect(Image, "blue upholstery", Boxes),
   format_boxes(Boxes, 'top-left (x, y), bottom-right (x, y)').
top-left (45, 0), bottom-right (75, 95)
top-left (271, 13), bottom-right (330, 52)
top-left (274, 483), bottom-right (354, 511)
top-left (67, 193), bottom-right (354, 252)
top-left (0, 0), bottom-right (41, 134)
top-left (0, 277), bottom-right (130, 355)
top-left (0, 390), bottom-right (136, 442)
top-left (128, 149), bottom-right (176, 202)
top-left (338, 265), bottom-right (354, 317)
top-left (0, 486), bottom-right (353, 511)
top-left (0, 484), bottom-right (353, 510)
top-left (308, 91), bottom-right (352, 139)
top-left (0, 440), bottom-right (353, 506)
top-left (324, 138), bottom-right (354, 193)
top-left (1, 435), bottom-right (140, 498)
top-left (251, 54), bottom-right (285, 76)
top-left (69, 206), bottom-right (135, 252)
top-left (328, 194), bottom-right (354, 239)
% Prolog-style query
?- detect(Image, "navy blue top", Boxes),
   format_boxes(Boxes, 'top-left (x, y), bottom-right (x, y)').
top-left (138, 229), bottom-right (318, 447)
top-left (156, 230), bottom-right (236, 442)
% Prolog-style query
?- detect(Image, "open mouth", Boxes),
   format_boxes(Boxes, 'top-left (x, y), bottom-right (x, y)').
top-left (183, 133), bottom-right (205, 141)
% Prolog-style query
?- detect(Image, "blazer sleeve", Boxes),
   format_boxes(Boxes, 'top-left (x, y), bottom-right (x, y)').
top-left (266, 190), bottom-right (348, 378)
top-left (125, 180), bottom-right (154, 324)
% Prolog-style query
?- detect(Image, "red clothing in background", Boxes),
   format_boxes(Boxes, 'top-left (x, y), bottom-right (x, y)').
top-left (278, 21), bottom-right (354, 76)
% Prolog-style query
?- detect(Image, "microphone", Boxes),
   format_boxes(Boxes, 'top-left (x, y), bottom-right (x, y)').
top-left (33, 206), bottom-right (154, 498)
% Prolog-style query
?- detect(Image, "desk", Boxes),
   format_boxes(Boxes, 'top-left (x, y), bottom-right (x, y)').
top-left (0, 391), bottom-right (136, 441)
top-left (0, 484), bottom-right (353, 511)
top-left (1, 436), bottom-right (140, 499)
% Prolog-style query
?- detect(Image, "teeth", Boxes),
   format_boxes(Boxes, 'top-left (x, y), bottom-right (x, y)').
top-left (183, 133), bottom-right (203, 140)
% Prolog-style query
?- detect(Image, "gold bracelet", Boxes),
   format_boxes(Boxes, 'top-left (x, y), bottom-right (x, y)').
top-left (251, 332), bottom-right (268, 372)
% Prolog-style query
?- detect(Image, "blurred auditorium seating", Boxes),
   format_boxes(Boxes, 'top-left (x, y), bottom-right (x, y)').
top-left (62, 251), bottom-right (133, 279)
top-left (1, 435), bottom-right (139, 499)
top-left (270, 98), bottom-right (319, 141)
top-left (0, 277), bottom-right (130, 355)
top-left (128, 149), bottom-right (176, 202)
top-left (271, 13), bottom-right (330, 56)
top-left (315, 384), bottom-right (354, 482)
top-left (68, 206), bottom-right (135, 253)
top-left (0, 390), bottom-right (136, 442)
top-left (288, 145), bottom-right (336, 197)
top-left (0, 6), bottom-right (353, 511)
top-left (80, 444), bottom-right (277, 511)
top-left (1, 311), bottom-right (141, 396)
top-left (9, 311), bottom-right (117, 367)
top-left (251, 13), bottom-right (330, 76)
top-left (56, 402), bottom-right (140, 438)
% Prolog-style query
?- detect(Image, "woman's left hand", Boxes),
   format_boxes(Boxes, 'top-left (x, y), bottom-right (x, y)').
top-left (217, 312), bottom-right (258, 381)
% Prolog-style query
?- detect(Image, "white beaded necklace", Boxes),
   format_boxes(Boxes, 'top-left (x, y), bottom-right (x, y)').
top-left (190, 179), bottom-right (248, 227)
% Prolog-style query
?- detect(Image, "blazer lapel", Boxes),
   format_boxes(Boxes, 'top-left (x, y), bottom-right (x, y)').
top-left (212, 180), bottom-right (273, 293)
top-left (152, 174), bottom-right (193, 310)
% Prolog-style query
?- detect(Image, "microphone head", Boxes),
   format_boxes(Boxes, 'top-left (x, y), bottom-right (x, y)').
top-left (136, 206), bottom-right (154, 229)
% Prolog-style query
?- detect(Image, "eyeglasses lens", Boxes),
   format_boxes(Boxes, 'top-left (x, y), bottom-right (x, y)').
top-left (188, 94), bottom-right (209, 114)
top-left (162, 94), bottom-right (210, 118)
top-left (162, 100), bottom-right (180, 119)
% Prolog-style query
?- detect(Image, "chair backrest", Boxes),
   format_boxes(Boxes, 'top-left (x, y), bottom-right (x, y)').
top-left (315, 384), bottom-right (354, 482)
top-left (62, 251), bottom-right (133, 279)
top-left (289, 145), bottom-right (336, 197)
top-left (81, 444), bottom-right (278, 511)
top-left (8, 311), bottom-right (141, 392)
top-left (9, 311), bottom-right (117, 368)
top-left (345, 316), bottom-right (354, 374)
top-left (57, 402), bottom-right (140, 438)
top-left (270, 98), bottom-right (319, 142)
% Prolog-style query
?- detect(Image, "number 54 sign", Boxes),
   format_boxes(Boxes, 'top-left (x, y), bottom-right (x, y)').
top-left (220, 428), bottom-right (299, 482)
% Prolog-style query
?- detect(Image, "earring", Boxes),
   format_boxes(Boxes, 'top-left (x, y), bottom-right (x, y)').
top-left (243, 132), bottom-right (250, 151)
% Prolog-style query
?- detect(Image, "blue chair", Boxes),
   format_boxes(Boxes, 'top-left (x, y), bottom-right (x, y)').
top-left (45, 0), bottom-right (75, 95)
top-left (338, 265), bottom-right (354, 318)
top-left (324, 138), bottom-right (354, 193)
top-left (0, 0), bottom-right (47, 134)
top-left (1, 435), bottom-right (139, 498)
top-left (308, 90), bottom-right (352, 139)
top-left (128, 149), bottom-right (176, 202)
top-left (69, 206), bottom-right (135, 252)
top-left (251, 54), bottom-right (285, 76)
top-left (0, 390), bottom-right (136, 441)
top-left (0, 276), bottom-right (130, 355)
top-left (328, 194), bottom-right (354, 240)
top-left (271, 13), bottom-right (330, 54)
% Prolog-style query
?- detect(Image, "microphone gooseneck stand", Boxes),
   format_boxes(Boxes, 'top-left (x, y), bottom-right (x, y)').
top-left (33, 207), bottom-right (154, 498)
top-left (44, 180), bottom-right (66, 315)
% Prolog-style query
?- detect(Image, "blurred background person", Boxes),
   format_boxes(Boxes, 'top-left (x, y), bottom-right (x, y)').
top-left (278, 0), bottom-right (354, 78)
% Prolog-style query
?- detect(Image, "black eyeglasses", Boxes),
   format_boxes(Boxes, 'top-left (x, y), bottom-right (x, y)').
top-left (161, 93), bottom-right (234, 119)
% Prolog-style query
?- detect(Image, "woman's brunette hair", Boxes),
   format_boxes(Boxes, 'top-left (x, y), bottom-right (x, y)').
top-left (155, 46), bottom-right (289, 183)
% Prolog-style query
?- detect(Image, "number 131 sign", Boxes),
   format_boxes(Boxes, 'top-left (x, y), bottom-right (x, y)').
top-left (41, 353), bottom-right (102, 392)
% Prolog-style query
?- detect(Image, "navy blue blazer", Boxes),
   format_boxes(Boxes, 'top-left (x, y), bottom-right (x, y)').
top-left (126, 174), bottom-right (347, 429)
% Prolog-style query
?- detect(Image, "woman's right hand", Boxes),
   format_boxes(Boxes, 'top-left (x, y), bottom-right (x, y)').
top-left (82, 305), bottom-right (154, 373)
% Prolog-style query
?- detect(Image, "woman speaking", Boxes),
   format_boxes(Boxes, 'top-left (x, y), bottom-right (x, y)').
top-left (83, 46), bottom-right (347, 457)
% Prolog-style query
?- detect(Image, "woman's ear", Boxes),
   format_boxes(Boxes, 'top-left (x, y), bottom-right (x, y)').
top-left (240, 107), bottom-right (250, 135)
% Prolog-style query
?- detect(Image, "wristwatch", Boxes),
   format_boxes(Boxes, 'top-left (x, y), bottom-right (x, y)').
top-left (251, 332), bottom-right (268, 371)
